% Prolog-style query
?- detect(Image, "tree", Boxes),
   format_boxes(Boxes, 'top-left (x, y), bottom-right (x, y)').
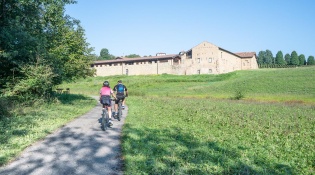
top-left (0, 0), bottom-right (94, 96)
top-left (275, 51), bottom-right (286, 65)
top-left (307, 56), bottom-right (315, 65)
top-left (284, 54), bottom-right (291, 65)
top-left (298, 54), bottom-right (306, 66)
top-left (125, 54), bottom-right (141, 58)
top-left (263, 50), bottom-right (274, 64)
top-left (290, 51), bottom-right (299, 65)
top-left (257, 51), bottom-right (265, 64)
top-left (98, 48), bottom-right (115, 60)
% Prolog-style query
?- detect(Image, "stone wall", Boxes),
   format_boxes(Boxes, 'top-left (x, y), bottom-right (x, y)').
top-left (93, 41), bottom-right (258, 76)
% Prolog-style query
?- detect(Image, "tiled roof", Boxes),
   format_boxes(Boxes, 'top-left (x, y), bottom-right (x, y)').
top-left (94, 54), bottom-right (179, 64)
top-left (235, 52), bottom-right (256, 58)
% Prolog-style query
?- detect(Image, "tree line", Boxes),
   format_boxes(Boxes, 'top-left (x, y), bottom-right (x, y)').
top-left (96, 48), bottom-right (143, 60)
top-left (257, 50), bottom-right (315, 66)
top-left (0, 0), bottom-right (94, 98)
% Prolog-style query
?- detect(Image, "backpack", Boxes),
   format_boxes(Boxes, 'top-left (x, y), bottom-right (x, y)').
top-left (116, 84), bottom-right (125, 94)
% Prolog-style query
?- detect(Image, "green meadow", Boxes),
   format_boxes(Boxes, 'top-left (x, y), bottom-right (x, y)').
top-left (1, 66), bottom-right (315, 174)
top-left (63, 66), bottom-right (315, 174)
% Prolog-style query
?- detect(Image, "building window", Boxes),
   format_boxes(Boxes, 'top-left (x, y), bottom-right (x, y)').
top-left (197, 70), bottom-right (200, 74)
top-left (208, 58), bottom-right (212, 63)
top-left (209, 69), bottom-right (212, 74)
top-left (197, 58), bottom-right (201, 63)
top-left (126, 69), bottom-right (128, 75)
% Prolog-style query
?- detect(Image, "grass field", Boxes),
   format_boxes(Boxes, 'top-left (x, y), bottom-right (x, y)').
top-left (1, 66), bottom-right (315, 174)
top-left (61, 66), bottom-right (315, 174)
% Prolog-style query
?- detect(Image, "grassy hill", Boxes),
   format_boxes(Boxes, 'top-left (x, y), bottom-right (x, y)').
top-left (61, 66), bottom-right (315, 174)
top-left (1, 67), bottom-right (314, 174)
top-left (65, 66), bottom-right (315, 104)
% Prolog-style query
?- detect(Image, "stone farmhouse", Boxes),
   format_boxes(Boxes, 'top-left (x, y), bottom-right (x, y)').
top-left (92, 41), bottom-right (258, 76)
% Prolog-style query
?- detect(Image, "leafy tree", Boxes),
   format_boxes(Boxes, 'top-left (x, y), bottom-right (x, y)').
top-left (275, 51), bottom-right (286, 65)
top-left (290, 51), bottom-right (299, 65)
top-left (98, 48), bottom-right (115, 60)
top-left (0, 0), bottom-right (94, 96)
top-left (298, 54), bottom-right (306, 66)
top-left (284, 54), bottom-right (291, 65)
top-left (257, 51), bottom-right (265, 64)
top-left (125, 54), bottom-right (141, 58)
top-left (263, 50), bottom-right (274, 64)
top-left (307, 56), bottom-right (315, 65)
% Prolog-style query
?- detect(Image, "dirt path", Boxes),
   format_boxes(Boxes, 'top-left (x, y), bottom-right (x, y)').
top-left (0, 96), bottom-right (126, 175)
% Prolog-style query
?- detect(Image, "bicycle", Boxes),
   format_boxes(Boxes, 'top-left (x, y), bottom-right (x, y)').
top-left (116, 98), bottom-right (123, 121)
top-left (101, 105), bottom-right (110, 131)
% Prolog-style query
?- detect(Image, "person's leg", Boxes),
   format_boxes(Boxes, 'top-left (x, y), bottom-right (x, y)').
top-left (107, 106), bottom-right (113, 125)
top-left (114, 98), bottom-right (118, 114)
top-left (108, 106), bottom-right (112, 119)
top-left (122, 97), bottom-right (126, 109)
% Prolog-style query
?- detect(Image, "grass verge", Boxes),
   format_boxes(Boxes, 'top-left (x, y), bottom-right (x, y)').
top-left (0, 94), bottom-right (96, 166)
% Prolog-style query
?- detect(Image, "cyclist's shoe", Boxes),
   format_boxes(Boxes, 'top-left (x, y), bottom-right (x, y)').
top-left (122, 105), bottom-right (125, 110)
top-left (108, 119), bottom-right (113, 126)
top-left (114, 112), bottom-right (118, 117)
top-left (112, 112), bottom-right (116, 119)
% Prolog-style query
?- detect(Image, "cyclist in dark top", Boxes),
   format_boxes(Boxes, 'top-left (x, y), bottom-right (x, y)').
top-left (113, 80), bottom-right (128, 116)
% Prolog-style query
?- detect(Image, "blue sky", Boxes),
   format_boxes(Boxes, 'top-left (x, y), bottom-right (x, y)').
top-left (65, 0), bottom-right (315, 58)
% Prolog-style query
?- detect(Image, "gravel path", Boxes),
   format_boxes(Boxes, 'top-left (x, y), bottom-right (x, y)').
top-left (0, 96), bottom-right (126, 175)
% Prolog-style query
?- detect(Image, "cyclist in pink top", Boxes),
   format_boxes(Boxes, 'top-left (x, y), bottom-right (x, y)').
top-left (99, 81), bottom-right (116, 126)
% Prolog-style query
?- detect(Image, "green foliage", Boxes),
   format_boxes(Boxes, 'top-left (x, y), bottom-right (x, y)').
top-left (290, 51), bottom-right (299, 65)
top-left (232, 90), bottom-right (245, 100)
top-left (257, 51), bottom-right (264, 64)
top-left (125, 54), bottom-right (141, 58)
top-left (307, 56), bottom-right (315, 65)
top-left (0, 0), bottom-right (94, 94)
top-left (263, 50), bottom-right (274, 64)
top-left (6, 65), bottom-right (56, 99)
top-left (298, 54), bottom-right (306, 65)
top-left (284, 53), bottom-right (291, 64)
top-left (275, 51), bottom-right (286, 65)
top-left (98, 48), bottom-right (115, 60)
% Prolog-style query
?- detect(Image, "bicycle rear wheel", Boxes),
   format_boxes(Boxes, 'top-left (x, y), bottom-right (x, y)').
top-left (118, 101), bottom-right (122, 121)
top-left (101, 109), bottom-right (108, 131)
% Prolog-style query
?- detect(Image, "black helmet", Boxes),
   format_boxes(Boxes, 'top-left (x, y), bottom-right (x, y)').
top-left (103, 81), bottom-right (109, 87)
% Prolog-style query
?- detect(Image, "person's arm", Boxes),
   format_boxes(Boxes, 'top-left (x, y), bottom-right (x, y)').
top-left (111, 89), bottom-right (116, 99)
top-left (125, 86), bottom-right (128, 97)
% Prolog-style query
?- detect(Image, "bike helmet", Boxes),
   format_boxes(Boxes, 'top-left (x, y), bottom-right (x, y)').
top-left (103, 81), bottom-right (109, 87)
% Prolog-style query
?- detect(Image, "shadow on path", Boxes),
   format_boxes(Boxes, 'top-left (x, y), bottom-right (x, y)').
top-left (0, 97), bottom-right (127, 175)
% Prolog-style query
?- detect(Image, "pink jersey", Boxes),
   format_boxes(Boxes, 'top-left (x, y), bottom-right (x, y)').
top-left (100, 87), bottom-right (112, 96)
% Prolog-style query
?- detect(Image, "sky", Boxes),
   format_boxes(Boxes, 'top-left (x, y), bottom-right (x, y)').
top-left (65, 0), bottom-right (315, 58)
